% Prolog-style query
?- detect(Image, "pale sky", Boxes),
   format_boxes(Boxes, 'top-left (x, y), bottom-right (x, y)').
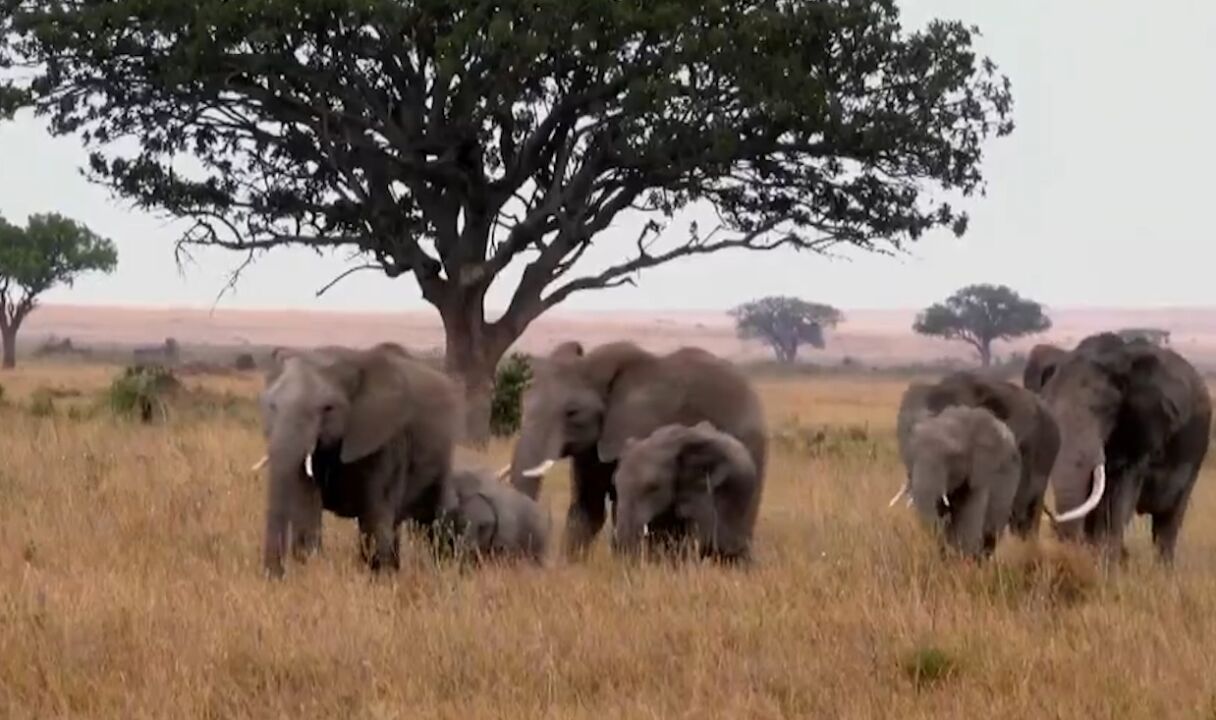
top-left (1, 0), bottom-right (1213, 315)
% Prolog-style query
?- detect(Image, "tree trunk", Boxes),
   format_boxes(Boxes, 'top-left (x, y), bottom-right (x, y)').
top-left (438, 293), bottom-right (508, 447)
top-left (1, 324), bottom-right (16, 370)
top-left (978, 342), bottom-right (992, 368)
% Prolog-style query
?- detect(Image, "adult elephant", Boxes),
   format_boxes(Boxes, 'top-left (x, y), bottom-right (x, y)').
top-left (506, 340), bottom-right (767, 560)
top-left (1023, 343), bottom-right (1068, 393)
top-left (896, 371), bottom-right (1060, 538)
top-left (1038, 332), bottom-right (1211, 564)
top-left (253, 343), bottom-right (461, 577)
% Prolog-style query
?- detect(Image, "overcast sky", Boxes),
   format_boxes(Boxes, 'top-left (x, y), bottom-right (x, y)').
top-left (1, 0), bottom-right (1213, 314)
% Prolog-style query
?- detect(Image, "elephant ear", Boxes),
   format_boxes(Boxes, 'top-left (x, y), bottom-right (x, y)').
top-left (676, 428), bottom-right (756, 495)
top-left (597, 382), bottom-right (682, 463)
top-left (1119, 349), bottom-right (1191, 439)
top-left (264, 347), bottom-right (294, 385)
top-left (340, 347), bottom-right (414, 464)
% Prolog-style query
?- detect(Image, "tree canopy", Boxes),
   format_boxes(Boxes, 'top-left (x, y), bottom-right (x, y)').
top-left (0, 0), bottom-right (1014, 436)
top-left (0, 212), bottom-right (118, 368)
top-left (913, 284), bottom-right (1050, 366)
top-left (731, 296), bottom-right (843, 363)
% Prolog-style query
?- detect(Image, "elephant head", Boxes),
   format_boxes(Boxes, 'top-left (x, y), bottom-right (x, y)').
top-left (611, 421), bottom-right (758, 558)
top-left (1023, 343), bottom-right (1068, 393)
top-left (507, 341), bottom-right (660, 498)
top-left (255, 343), bottom-right (418, 576)
top-left (1039, 333), bottom-right (1188, 539)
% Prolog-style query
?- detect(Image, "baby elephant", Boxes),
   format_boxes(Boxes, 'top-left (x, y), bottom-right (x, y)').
top-left (441, 467), bottom-right (550, 565)
top-left (612, 421), bottom-right (761, 563)
top-left (890, 405), bottom-right (1022, 558)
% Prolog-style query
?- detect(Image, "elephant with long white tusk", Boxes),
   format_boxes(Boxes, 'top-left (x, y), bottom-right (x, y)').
top-left (1035, 332), bottom-right (1210, 565)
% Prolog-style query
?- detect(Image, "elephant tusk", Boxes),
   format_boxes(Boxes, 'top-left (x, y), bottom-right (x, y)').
top-left (887, 486), bottom-right (907, 508)
top-left (251, 455), bottom-right (269, 472)
top-left (941, 495), bottom-right (950, 508)
top-left (521, 459), bottom-right (555, 478)
top-left (495, 464), bottom-right (511, 482)
top-left (1045, 463), bottom-right (1107, 524)
top-left (304, 454), bottom-right (314, 479)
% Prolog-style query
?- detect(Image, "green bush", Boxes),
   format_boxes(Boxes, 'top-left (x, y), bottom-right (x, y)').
top-left (108, 365), bottom-right (180, 422)
top-left (901, 645), bottom-right (958, 689)
top-left (490, 352), bottom-right (533, 438)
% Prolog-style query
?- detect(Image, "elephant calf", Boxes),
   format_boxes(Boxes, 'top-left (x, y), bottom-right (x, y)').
top-left (441, 467), bottom-right (550, 565)
top-left (611, 421), bottom-right (760, 563)
top-left (890, 405), bottom-right (1022, 558)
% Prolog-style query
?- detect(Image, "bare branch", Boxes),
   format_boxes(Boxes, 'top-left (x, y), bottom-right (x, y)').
top-left (315, 263), bottom-right (381, 297)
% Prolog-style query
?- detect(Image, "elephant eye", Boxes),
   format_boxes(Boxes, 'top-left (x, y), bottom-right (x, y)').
top-left (321, 403), bottom-right (336, 414)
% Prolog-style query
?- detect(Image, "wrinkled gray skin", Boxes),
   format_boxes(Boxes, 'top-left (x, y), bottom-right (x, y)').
top-left (508, 341), bottom-right (767, 560)
top-left (898, 405), bottom-right (1022, 558)
top-left (257, 343), bottom-right (460, 578)
top-left (1023, 343), bottom-right (1069, 394)
top-left (900, 372), bottom-right (1061, 539)
top-left (441, 467), bottom-right (549, 564)
top-left (896, 381), bottom-right (935, 471)
top-left (611, 421), bottom-right (760, 563)
top-left (1040, 333), bottom-right (1211, 564)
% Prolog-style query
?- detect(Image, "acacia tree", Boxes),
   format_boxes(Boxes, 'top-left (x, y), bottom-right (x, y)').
top-left (731, 296), bottom-right (842, 363)
top-left (0, 213), bottom-right (118, 369)
top-left (1, 0), bottom-right (1014, 440)
top-left (913, 284), bottom-right (1050, 367)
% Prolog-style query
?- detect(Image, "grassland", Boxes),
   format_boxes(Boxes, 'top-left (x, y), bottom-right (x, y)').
top-left (1, 363), bottom-right (1215, 719)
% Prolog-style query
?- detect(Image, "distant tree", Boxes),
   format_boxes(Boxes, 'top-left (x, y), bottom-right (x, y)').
top-left (731, 296), bottom-right (843, 363)
top-left (0, 0), bottom-right (1014, 441)
top-left (0, 213), bottom-right (117, 369)
top-left (913, 284), bottom-right (1050, 367)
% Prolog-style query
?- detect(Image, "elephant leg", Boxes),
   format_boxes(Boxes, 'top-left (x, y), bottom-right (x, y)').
top-left (563, 487), bottom-right (609, 561)
top-left (358, 509), bottom-right (401, 572)
top-left (1150, 464), bottom-right (1199, 566)
top-left (563, 453), bottom-right (614, 561)
top-left (1092, 471), bottom-right (1142, 567)
top-left (1007, 466), bottom-right (1046, 539)
top-left (945, 487), bottom-right (988, 558)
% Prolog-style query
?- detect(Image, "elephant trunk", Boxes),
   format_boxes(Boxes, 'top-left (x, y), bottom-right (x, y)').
top-left (263, 416), bottom-right (321, 577)
top-left (908, 459), bottom-right (951, 529)
top-left (508, 414), bottom-right (563, 499)
top-left (611, 504), bottom-right (647, 557)
top-left (1042, 419), bottom-right (1107, 540)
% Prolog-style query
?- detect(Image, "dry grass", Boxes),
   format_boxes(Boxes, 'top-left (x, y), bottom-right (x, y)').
top-left (2, 365), bottom-right (1216, 719)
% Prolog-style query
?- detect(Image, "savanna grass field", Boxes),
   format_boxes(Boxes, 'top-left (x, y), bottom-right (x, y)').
top-left (2, 362), bottom-right (1216, 719)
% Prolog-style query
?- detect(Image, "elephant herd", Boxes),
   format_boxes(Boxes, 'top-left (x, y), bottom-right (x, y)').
top-left (250, 330), bottom-right (1211, 579)
top-left (895, 331), bottom-right (1211, 564)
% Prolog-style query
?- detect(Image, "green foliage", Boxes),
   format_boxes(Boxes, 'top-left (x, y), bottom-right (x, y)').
top-left (2, 0), bottom-right (1014, 375)
top-left (913, 284), bottom-right (1051, 367)
top-left (233, 352), bottom-right (257, 371)
top-left (732, 296), bottom-right (843, 363)
top-left (901, 645), bottom-right (958, 689)
top-left (107, 365), bottom-right (181, 423)
top-left (0, 212), bottom-right (117, 367)
top-left (490, 353), bottom-right (533, 438)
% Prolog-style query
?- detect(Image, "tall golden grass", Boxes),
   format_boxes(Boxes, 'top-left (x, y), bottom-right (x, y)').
top-left (1, 364), bottom-right (1215, 719)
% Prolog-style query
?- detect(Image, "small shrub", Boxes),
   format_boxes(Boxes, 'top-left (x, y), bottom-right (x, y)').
top-left (490, 352), bottom-right (533, 438)
top-left (770, 420), bottom-right (882, 460)
top-left (234, 352), bottom-right (257, 371)
top-left (901, 645), bottom-right (958, 689)
top-left (108, 365), bottom-right (181, 422)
